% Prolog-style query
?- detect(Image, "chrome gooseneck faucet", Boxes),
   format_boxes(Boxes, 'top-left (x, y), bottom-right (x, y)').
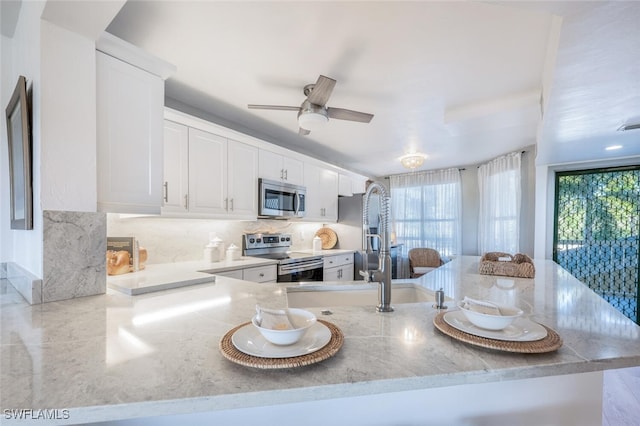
top-left (360, 181), bottom-right (393, 312)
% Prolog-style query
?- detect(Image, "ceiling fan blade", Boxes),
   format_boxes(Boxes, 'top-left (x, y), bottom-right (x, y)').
top-left (327, 107), bottom-right (374, 123)
top-left (248, 104), bottom-right (300, 111)
top-left (298, 127), bottom-right (310, 136)
top-left (307, 75), bottom-right (336, 106)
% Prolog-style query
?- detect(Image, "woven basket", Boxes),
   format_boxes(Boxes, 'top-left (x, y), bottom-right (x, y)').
top-left (479, 252), bottom-right (535, 278)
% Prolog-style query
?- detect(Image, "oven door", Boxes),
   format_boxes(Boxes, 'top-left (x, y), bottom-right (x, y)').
top-left (259, 178), bottom-right (306, 218)
top-left (277, 258), bottom-right (323, 282)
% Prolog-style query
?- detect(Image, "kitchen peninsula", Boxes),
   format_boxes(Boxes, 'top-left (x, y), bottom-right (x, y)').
top-left (2, 256), bottom-right (639, 425)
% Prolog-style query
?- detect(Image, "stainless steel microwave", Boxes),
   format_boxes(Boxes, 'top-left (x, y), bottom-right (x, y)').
top-left (258, 178), bottom-right (306, 218)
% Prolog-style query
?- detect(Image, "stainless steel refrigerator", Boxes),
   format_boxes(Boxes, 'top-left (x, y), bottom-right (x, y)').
top-left (338, 194), bottom-right (404, 280)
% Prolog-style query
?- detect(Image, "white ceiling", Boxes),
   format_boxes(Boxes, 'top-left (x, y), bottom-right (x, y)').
top-left (106, 1), bottom-right (640, 177)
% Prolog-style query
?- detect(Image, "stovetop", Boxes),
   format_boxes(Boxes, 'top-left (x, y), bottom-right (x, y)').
top-left (242, 233), bottom-right (322, 264)
top-left (248, 251), bottom-right (322, 263)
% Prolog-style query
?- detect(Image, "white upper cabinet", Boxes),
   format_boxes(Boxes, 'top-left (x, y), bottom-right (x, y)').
top-left (259, 149), bottom-right (304, 185)
top-left (162, 121), bottom-right (189, 213)
top-left (304, 163), bottom-right (338, 222)
top-left (188, 128), bottom-right (228, 215)
top-left (96, 33), bottom-right (175, 214)
top-left (338, 173), bottom-right (354, 197)
top-left (162, 118), bottom-right (258, 219)
top-left (227, 138), bottom-right (258, 217)
top-left (339, 173), bottom-right (368, 196)
top-left (97, 52), bottom-right (165, 214)
top-left (162, 107), bottom-right (368, 222)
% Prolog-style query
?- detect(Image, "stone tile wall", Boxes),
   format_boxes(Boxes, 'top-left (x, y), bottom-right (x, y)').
top-left (42, 210), bottom-right (106, 303)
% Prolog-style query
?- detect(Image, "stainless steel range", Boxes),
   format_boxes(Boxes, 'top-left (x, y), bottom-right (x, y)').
top-left (242, 233), bottom-right (324, 282)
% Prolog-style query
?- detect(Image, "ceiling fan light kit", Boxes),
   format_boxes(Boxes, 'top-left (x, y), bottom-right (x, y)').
top-left (400, 153), bottom-right (426, 169)
top-left (298, 100), bottom-right (329, 131)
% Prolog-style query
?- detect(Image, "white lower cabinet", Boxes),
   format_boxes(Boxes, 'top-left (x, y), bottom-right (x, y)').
top-left (215, 265), bottom-right (277, 283)
top-left (323, 253), bottom-right (354, 281)
top-left (243, 265), bottom-right (277, 283)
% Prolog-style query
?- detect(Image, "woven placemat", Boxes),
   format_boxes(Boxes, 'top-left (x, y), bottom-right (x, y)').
top-left (433, 312), bottom-right (562, 353)
top-left (219, 319), bottom-right (344, 369)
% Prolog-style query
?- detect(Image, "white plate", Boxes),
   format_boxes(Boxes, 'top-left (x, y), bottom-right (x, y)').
top-left (443, 310), bottom-right (548, 342)
top-left (231, 322), bottom-right (332, 358)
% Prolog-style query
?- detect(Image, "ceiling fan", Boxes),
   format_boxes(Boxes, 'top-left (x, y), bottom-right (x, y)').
top-left (248, 75), bottom-right (374, 135)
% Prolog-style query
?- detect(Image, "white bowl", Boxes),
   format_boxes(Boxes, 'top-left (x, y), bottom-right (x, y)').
top-left (457, 300), bottom-right (523, 331)
top-left (252, 308), bottom-right (316, 345)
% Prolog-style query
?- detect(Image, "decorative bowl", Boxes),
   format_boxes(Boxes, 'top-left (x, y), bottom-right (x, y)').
top-left (252, 308), bottom-right (317, 345)
top-left (457, 299), bottom-right (523, 331)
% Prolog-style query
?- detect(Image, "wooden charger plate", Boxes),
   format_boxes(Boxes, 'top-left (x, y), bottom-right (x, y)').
top-left (220, 319), bottom-right (344, 369)
top-left (433, 311), bottom-right (562, 353)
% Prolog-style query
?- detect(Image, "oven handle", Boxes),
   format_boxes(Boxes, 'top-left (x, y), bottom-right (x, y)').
top-left (279, 259), bottom-right (324, 274)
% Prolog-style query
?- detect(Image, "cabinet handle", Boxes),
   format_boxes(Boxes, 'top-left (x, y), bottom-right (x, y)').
top-left (284, 169), bottom-right (288, 180)
top-left (184, 194), bottom-right (188, 209)
top-left (338, 269), bottom-right (342, 279)
top-left (230, 198), bottom-right (234, 211)
top-left (163, 182), bottom-right (169, 203)
top-left (280, 169), bottom-right (284, 180)
top-left (259, 273), bottom-right (264, 277)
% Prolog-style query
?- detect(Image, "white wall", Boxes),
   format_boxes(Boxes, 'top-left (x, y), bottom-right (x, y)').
top-left (40, 20), bottom-right (97, 212)
top-left (0, 1), bottom-right (45, 276)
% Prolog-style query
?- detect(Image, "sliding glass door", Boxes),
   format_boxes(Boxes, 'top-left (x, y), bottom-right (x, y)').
top-left (553, 166), bottom-right (639, 324)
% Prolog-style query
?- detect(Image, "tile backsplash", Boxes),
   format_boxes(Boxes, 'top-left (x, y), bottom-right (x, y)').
top-left (107, 214), bottom-right (361, 265)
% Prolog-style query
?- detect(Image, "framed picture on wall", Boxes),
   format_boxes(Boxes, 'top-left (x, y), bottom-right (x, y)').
top-left (5, 75), bottom-right (33, 230)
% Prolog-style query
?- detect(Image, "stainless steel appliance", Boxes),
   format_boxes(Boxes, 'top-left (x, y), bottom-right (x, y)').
top-left (338, 194), bottom-right (404, 279)
top-left (258, 178), bottom-right (306, 219)
top-left (242, 233), bottom-right (323, 282)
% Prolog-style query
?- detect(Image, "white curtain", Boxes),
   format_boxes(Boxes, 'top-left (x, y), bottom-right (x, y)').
top-left (390, 168), bottom-right (462, 259)
top-left (477, 152), bottom-right (521, 254)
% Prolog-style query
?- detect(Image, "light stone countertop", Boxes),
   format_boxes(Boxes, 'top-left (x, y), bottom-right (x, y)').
top-left (106, 257), bottom-right (279, 295)
top-left (107, 250), bottom-right (354, 295)
top-left (2, 256), bottom-right (640, 424)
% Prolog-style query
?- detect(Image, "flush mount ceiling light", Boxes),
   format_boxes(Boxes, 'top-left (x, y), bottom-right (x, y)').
top-left (617, 123), bottom-right (640, 131)
top-left (297, 101), bottom-right (329, 131)
top-left (400, 153), bottom-right (426, 169)
top-left (605, 145), bottom-right (623, 151)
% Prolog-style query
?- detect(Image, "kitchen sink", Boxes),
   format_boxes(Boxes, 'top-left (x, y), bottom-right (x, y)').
top-left (286, 282), bottom-right (435, 308)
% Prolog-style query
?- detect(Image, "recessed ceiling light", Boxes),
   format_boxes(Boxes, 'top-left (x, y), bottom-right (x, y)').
top-left (605, 145), bottom-right (623, 151)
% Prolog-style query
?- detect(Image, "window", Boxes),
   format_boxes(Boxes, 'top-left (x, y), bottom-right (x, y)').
top-left (477, 152), bottom-right (521, 254)
top-left (390, 168), bottom-right (461, 258)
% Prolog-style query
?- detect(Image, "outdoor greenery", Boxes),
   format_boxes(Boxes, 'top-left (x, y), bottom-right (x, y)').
top-left (554, 167), bottom-right (640, 324)
top-left (556, 169), bottom-right (640, 242)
